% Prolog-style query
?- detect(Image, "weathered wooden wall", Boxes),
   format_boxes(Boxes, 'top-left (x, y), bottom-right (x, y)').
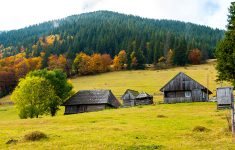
top-left (123, 99), bottom-right (135, 107)
top-left (64, 104), bottom-right (106, 114)
top-left (164, 97), bottom-right (192, 104)
top-left (135, 98), bottom-right (153, 105)
top-left (217, 87), bottom-right (233, 105)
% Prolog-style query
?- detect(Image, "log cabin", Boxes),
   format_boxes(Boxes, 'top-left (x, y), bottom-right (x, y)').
top-left (160, 72), bottom-right (212, 103)
top-left (62, 90), bottom-right (121, 114)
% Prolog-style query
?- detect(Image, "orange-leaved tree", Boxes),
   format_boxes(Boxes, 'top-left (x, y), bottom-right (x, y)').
top-left (188, 48), bottom-right (202, 64)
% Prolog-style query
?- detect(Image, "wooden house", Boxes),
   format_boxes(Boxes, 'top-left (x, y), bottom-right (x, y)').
top-left (121, 89), bottom-right (153, 106)
top-left (216, 87), bottom-right (234, 109)
top-left (62, 90), bottom-right (121, 114)
top-left (121, 89), bottom-right (139, 107)
top-left (160, 72), bottom-right (212, 103)
top-left (135, 92), bottom-right (153, 105)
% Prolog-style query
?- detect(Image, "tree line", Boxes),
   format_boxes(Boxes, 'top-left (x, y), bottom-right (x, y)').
top-left (0, 42), bottom-right (203, 98)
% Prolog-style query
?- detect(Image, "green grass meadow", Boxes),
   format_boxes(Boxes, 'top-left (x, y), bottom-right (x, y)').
top-left (0, 60), bottom-right (234, 149)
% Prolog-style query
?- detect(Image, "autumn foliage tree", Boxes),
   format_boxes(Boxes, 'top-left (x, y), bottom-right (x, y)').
top-left (90, 53), bottom-right (103, 73)
top-left (101, 54), bottom-right (112, 72)
top-left (14, 57), bottom-right (30, 79)
top-left (73, 52), bottom-right (92, 75)
top-left (166, 49), bottom-right (174, 66)
top-left (0, 68), bottom-right (16, 97)
top-left (48, 54), bottom-right (67, 72)
top-left (113, 50), bottom-right (127, 70)
top-left (113, 55), bottom-right (121, 71)
top-left (118, 50), bottom-right (127, 69)
top-left (188, 48), bottom-right (202, 64)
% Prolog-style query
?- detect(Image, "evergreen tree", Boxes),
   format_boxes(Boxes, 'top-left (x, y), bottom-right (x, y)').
top-left (173, 38), bottom-right (187, 66)
top-left (216, 2), bottom-right (235, 86)
top-left (135, 48), bottom-right (145, 69)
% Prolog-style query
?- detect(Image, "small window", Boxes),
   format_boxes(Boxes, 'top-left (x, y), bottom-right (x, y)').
top-left (185, 91), bottom-right (191, 97)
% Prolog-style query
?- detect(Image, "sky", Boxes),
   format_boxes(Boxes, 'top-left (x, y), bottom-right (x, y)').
top-left (0, 0), bottom-right (233, 31)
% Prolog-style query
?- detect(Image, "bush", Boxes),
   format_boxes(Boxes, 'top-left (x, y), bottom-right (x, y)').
top-left (24, 131), bottom-right (47, 141)
top-left (157, 114), bottom-right (167, 118)
top-left (6, 139), bottom-right (18, 144)
top-left (193, 126), bottom-right (210, 132)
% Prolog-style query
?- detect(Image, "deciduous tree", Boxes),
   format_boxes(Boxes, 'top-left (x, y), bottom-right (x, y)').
top-left (27, 69), bottom-right (73, 116)
top-left (188, 48), bottom-right (202, 64)
top-left (11, 76), bottom-right (57, 119)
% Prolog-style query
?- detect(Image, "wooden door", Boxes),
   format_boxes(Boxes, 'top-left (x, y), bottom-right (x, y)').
top-left (192, 89), bottom-right (202, 102)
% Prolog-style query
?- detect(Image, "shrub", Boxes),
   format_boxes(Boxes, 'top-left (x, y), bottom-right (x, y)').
top-left (157, 114), bottom-right (167, 118)
top-left (6, 139), bottom-right (18, 144)
top-left (24, 131), bottom-right (47, 141)
top-left (193, 126), bottom-right (210, 132)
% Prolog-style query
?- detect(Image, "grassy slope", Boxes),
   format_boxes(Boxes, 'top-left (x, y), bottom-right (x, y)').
top-left (0, 60), bottom-right (234, 149)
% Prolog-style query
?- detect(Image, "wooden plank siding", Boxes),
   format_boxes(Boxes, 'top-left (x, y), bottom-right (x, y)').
top-left (164, 97), bottom-right (192, 103)
top-left (64, 104), bottom-right (106, 114)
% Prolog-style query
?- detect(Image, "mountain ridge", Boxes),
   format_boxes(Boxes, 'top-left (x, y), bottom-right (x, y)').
top-left (0, 10), bottom-right (224, 62)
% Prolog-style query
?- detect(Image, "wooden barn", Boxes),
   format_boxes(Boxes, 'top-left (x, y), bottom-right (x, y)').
top-left (62, 90), bottom-right (121, 114)
top-left (121, 89), bottom-right (139, 107)
top-left (121, 89), bottom-right (153, 106)
top-left (160, 72), bottom-right (212, 103)
top-left (135, 92), bottom-right (153, 105)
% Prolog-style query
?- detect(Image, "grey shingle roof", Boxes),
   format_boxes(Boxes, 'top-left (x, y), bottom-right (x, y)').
top-left (121, 89), bottom-right (139, 100)
top-left (62, 90), bottom-right (121, 108)
top-left (136, 92), bottom-right (153, 99)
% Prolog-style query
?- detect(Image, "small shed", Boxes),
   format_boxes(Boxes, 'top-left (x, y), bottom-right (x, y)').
top-left (62, 90), bottom-right (121, 114)
top-left (121, 89), bottom-right (153, 107)
top-left (216, 87), bottom-right (234, 109)
top-left (160, 72), bottom-right (212, 103)
top-left (135, 92), bottom-right (153, 105)
top-left (121, 89), bottom-right (139, 107)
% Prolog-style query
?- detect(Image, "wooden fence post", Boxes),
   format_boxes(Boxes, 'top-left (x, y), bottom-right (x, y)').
top-left (231, 102), bottom-right (235, 135)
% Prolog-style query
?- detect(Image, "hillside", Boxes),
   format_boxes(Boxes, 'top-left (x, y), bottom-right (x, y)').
top-left (0, 11), bottom-right (224, 63)
top-left (0, 61), bottom-right (234, 149)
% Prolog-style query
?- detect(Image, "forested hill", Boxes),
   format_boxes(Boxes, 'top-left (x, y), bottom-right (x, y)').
top-left (0, 11), bottom-right (224, 63)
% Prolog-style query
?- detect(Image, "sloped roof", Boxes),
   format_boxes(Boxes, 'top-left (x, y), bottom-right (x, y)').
top-left (159, 72), bottom-right (212, 94)
top-left (62, 90), bottom-right (121, 108)
top-left (121, 89), bottom-right (139, 100)
top-left (136, 92), bottom-right (153, 99)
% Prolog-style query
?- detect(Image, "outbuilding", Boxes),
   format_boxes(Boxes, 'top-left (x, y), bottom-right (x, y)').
top-left (121, 89), bottom-right (140, 107)
top-left (121, 89), bottom-right (153, 106)
top-left (135, 92), bottom-right (153, 105)
top-left (216, 86), bottom-right (234, 109)
top-left (62, 90), bottom-right (121, 114)
top-left (160, 72), bottom-right (212, 103)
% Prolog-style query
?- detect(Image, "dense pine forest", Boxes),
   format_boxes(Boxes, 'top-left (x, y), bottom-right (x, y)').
top-left (0, 11), bottom-right (224, 97)
top-left (0, 11), bottom-right (223, 62)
